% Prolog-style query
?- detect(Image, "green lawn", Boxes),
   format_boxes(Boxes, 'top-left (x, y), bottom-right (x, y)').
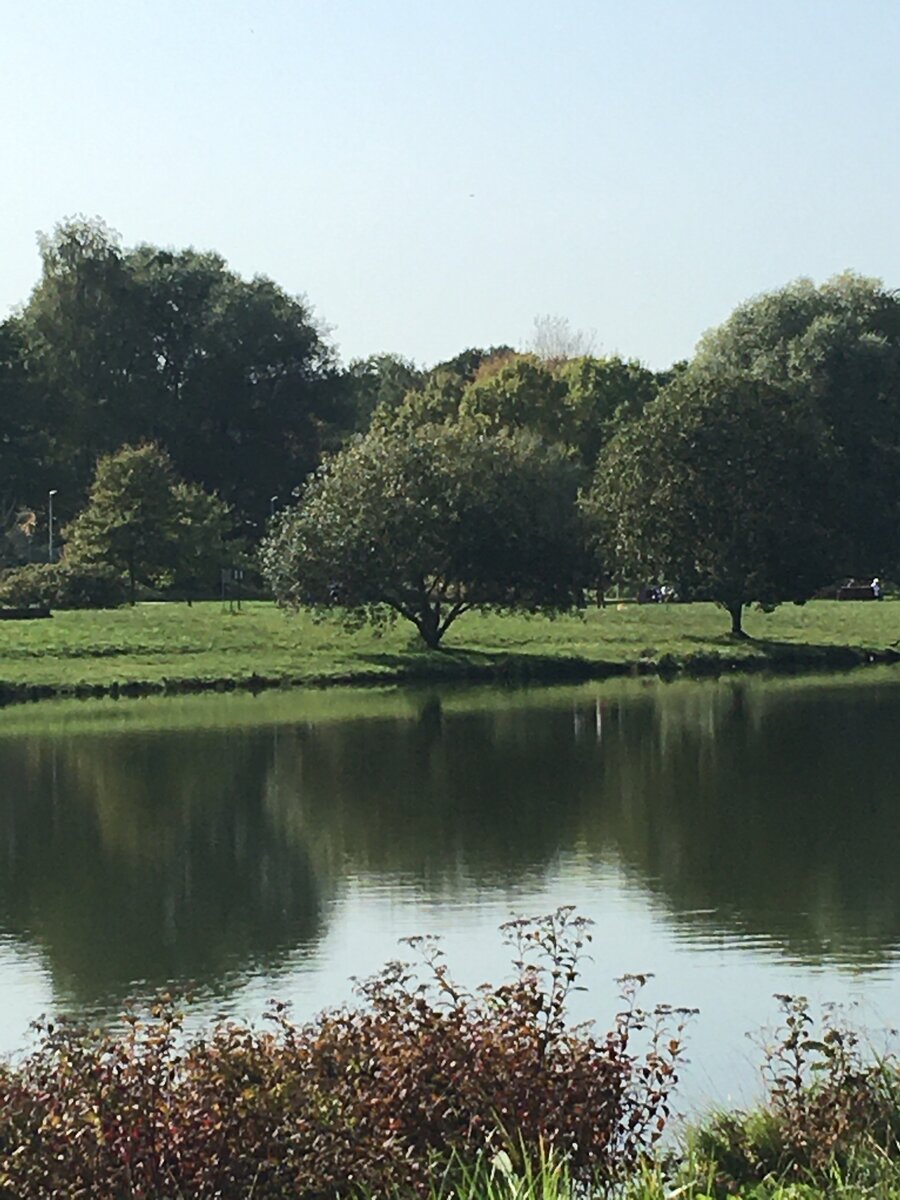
top-left (0, 599), bottom-right (896, 696)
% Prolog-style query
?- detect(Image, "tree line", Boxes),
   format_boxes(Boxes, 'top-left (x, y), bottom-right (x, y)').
top-left (265, 273), bottom-right (900, 640)
top-left (3, 217), bottom-right (899, 636)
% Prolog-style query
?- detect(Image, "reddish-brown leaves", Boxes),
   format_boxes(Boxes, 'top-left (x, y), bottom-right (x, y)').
top-left (0, 909), bottom-right (692, 1198)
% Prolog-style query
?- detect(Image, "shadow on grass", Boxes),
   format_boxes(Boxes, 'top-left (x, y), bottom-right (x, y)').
top-left (684, 631), bottom-right (876, 653)
top-left (351, 647), bottom-right (630, 684)
top-left (677, 635), bottom-right (899, 675)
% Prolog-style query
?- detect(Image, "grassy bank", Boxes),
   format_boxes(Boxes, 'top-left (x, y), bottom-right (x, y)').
top-left (0, 599), bottom-right (897, 703)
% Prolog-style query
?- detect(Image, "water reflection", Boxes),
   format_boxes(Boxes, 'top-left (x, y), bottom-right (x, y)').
top-left (1, 675), bottom-right (899, 1011)
top-left (263, 680), bottom-right (900, 965)
top-left (0, 732), bottom-right (323, 1005)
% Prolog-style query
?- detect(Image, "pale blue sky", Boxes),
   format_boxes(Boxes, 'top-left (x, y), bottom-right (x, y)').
top-left (3, 1), bottom-right (899, 368)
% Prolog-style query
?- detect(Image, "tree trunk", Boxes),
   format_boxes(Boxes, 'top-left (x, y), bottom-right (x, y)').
top-left (728, 601), bottom-right (745, 637)
top-left (128, 560), bottom-right (136, 607)
top-left (417, 603), bottom-right (442, 649)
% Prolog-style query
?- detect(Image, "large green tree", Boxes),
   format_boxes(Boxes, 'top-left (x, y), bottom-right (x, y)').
top-left (65, 443), bottom-right (230, 603)
top-left (261, 425), bottom-right (590, 648)
top-left (589, 371), bottom-right (838, 635)
top-left (693, 273), bottom-right (900, 575)
top-left (19, 218), bottom-right (342, 528)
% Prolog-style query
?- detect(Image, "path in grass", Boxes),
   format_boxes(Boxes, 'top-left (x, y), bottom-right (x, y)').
top-left (0, 600), bottom-right (896, 701)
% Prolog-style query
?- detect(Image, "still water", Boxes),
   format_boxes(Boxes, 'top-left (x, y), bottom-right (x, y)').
top-left (1, 670), bottom-right (899, 1111)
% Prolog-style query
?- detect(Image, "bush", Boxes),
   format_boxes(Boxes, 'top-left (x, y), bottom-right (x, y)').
top-left (691, 996), bottom-right (900, 1195)
top-left (0, 909), bottom-right (692, 1198)
top-left (0, 562), bottom-right (127, 610)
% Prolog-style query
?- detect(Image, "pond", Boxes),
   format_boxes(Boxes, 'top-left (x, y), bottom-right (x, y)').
top-left (1, 669), bottom-right (899, 1111)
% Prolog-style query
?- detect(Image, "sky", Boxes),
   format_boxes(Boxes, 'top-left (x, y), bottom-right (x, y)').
top-left (3, 0), bottom-right (900, 370)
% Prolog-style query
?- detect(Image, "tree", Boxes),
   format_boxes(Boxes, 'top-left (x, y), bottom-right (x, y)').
top-left (528, 314), bottom-right (596, 362)
top-left (430, 345), bottom-right (516, 381)
top-left (369, 347), bottom-right (516, 435)
top-left (371, 366), bottom-right (467, 434)
top-left (556, 355), bottom-right (660, 466)
top-left (261, 425), bottom-right (589, 648)
top-left (588, 371), bottom-right (838, 636)
top-left (344, 353), bottom-right (424, 431)
top-left (0, 318), bottom-right (47, 514)
top-left (19, 218), bottom-right (341, 528)
top-left (18, 219), bottom-right (145, 509)
top-left (457, 355), bottom-right (571, 442)
top-left (168, 481), bottom-right (232, 599)
top-left (693, 274), bottom-right (900, 576)
top-left (129, 244), bottom-right (344, 525)
top-left (0, 318), bottom-right (48, 563)
top-left (64, 444), bottom-right (230, 603)
top-left (374, 350), bottom-right (663, 471)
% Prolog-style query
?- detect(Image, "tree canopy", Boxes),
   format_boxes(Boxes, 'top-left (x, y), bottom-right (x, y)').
top-left (344, 353), bottom-right (424, 431)
top-left (374, 351), bottom-right (660, 469)
top-left (589, 370), bottom-right (838, 635)
top-left (261, 425), bottom-right (590, 647)
top-left (64, 443), bottom-right (230, 603)
top-left (15, 218), bottom-right (342, 528)
top-left (693, 273), bottom-right (900, 576)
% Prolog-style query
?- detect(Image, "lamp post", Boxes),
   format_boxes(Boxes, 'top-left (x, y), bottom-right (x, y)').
top-left (270, 495), bottom-right (278, 520)
top-left (48, 489), bottom-right (58, 563)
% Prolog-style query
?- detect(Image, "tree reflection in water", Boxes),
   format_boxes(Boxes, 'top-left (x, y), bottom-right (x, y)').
top-left (0, 731), bottom-right (324, 1005)
top-left (1, 674), bottom-right (899, 1011)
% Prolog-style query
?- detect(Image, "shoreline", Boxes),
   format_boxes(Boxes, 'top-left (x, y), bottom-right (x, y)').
top-left (1, 637), bottom-right (898, 707)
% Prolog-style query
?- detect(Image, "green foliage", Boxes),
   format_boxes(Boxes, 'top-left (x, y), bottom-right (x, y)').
top-left (261, 424), bottom-right (590, 647)
top-left (688, 997), bottom-right (900, 1197)
top-left (429, 1143), bottom-right (572, 1200)
top-left (0, 319), bottom-right (47, 513)
top-left (458, 355), bottom-right (571, 441)
top-left (376, 351), bottom-right (660, 470)
top-left (589, 370), bottom-right (838, 634)
top-left (556, 355), bottom-right (659, 463)
top-left (0, 562), bottom-right (127, 609)
top-left (694, 273), bottom-right (900, 577)
top-left (432, 344), bottom-right (517, 381)
top-left (371, 364), bottom-right (469, 434)
top-left (0, 910), bottom-right (690, 1197)
top-left (167, 480), bottom-right (233, 595)
top-left (345, 352), bottom-right (424, 430)
top-left (64, 444), bottom-right (230, 603)
top-left (64, 443), bottom-right (180, 603)
top-left (18, 217), bottom-right (339, 527)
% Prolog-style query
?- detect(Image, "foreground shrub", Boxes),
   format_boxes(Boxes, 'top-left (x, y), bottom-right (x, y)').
top-left (690, 995), bottom-right (900, 1196)
top-left (0, 562), bottom-right (127, 609)
top-left (0, 909), bottom-right (692, 1198)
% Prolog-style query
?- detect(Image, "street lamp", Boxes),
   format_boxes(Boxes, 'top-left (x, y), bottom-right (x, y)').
top-left (269, 495), bottom-right (278, 520)
top-left (48, 490), bottom-right (58, 563)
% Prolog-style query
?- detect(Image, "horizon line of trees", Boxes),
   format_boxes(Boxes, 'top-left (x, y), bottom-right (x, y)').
top-left (3, 216), bottom-right (900, 637)
top-left (264, 271), bottom-right (900, 641)
top-left (0, 216), bottom-right (670, 538)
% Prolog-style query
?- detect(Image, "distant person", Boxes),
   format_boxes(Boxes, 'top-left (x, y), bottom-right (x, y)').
top-left (872, 577), bottom-right (883, 600)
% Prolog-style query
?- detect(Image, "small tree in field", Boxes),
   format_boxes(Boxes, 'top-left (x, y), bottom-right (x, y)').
top-left (65, 444), bottom-right (230, 603)
top-left (261, 425), bottom-right (590, 648)
top-left (168, 481), bottom-right (233, 600)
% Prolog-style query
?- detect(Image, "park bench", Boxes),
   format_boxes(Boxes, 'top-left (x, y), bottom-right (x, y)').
top-left (836, 584), bottom-right (879, 601)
